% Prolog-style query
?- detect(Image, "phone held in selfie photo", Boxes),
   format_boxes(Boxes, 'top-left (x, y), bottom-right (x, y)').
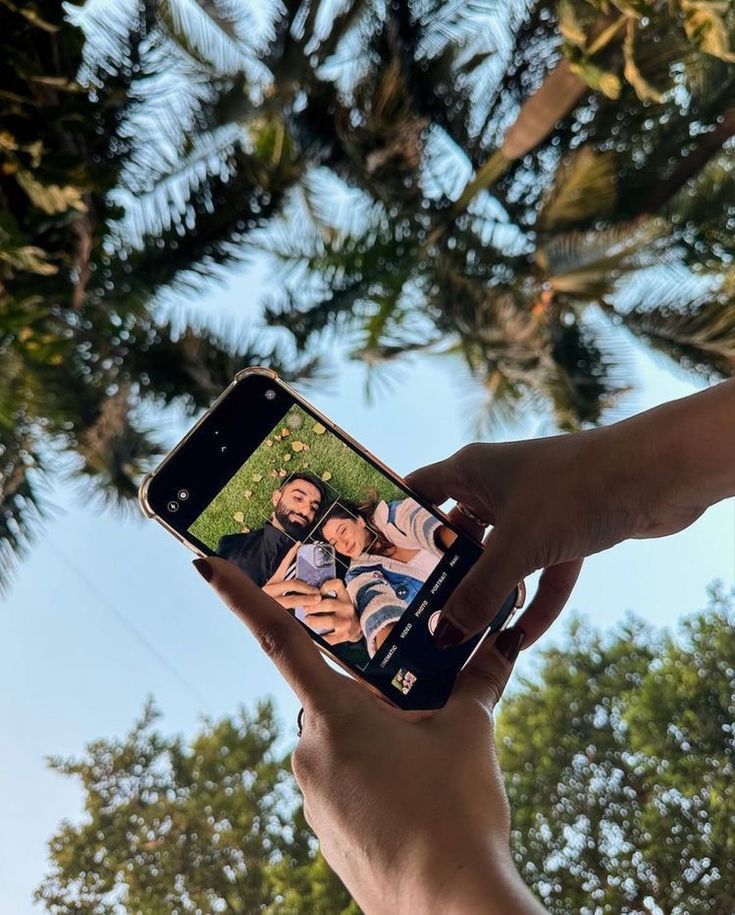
top-left (139, 367), bottom-right (520, 710)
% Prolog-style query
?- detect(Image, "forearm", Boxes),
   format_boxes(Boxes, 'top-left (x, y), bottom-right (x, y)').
top-left (596, 380), bottom-right (735, 534)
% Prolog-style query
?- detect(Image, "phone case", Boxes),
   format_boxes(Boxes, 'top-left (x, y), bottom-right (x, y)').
top-left (295, 543), bottom-right (336, 588)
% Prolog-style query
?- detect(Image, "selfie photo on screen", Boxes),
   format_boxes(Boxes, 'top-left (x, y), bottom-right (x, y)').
top-left (187, 405), bottom-right (459, 669)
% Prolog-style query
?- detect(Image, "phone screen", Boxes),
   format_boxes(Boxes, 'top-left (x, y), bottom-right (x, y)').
top-left (145, 372), bottom-right (517, 708)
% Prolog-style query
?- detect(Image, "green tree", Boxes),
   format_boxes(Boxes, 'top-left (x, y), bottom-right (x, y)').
top-left (35, 700), bottom-right (358, 914)
top-left (37, 588), bottom-right (734, 913)
top-left (497, 583), bottom-right (735, 915)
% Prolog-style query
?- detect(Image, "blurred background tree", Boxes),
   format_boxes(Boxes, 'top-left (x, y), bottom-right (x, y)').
top-left (35, 700), bottom-right (357, 914)
top-left (2, 0), bottom-right (734, 577)
top-left (497, 583), bottom-right (735, 915)
top-left (36, 585), bottom-right (735, 914)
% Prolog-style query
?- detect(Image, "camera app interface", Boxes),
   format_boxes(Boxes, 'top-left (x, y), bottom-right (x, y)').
top-left (188, 404), bottom-right (483, 697)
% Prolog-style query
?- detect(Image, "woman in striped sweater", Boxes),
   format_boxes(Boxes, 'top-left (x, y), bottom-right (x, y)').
top-left (318, 495), bottom-right (457, 657)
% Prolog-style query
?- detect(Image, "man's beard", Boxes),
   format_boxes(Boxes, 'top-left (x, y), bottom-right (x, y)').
top-left (275, 504), bottom-right (313, 539)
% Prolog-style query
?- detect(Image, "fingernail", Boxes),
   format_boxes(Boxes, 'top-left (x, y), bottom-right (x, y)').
top-left (434, 616), bottom-right (465, 649)
top-left (494, 627), bottom-right (525, 662)
top-left (193, 557), bottom-right (213, 583)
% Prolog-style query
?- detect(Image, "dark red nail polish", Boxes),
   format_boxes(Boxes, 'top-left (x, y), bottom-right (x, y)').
top-left (495, 627), bottom-right (525, 662)
top-left (434, 617), bottom-right (465, 649)
top-left (193, 557), bottom-right (213, 583)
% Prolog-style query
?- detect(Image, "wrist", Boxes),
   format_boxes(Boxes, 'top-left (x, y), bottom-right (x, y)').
top-left (393, 834), bottom-right (546, 915)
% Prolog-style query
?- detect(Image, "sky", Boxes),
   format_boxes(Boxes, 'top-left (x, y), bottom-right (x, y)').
top-left (1, 261), bottom-right (733, 913)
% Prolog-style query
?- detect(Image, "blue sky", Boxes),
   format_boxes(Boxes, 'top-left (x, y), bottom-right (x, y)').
top-left (1, 262), bottom-right (733, 913)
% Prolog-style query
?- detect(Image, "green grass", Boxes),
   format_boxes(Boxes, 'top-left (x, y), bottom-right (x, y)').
top-left (189, 404), bottom-right (404, 550)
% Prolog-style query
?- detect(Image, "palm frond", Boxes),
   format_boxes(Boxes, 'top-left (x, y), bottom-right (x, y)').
top-left (536, 147), bottom-right (617, 231)
top-left (546, 315), bottom-right (632, 430)
top-left (75, 386), bottom-right (161, 507)
top-left (157, 0), bottom-right (264, 76)
top-left (0, 424), bottom-right (46, 590)
top-left (537, 221), bottom-right (669, 299)
top-left (606, 284), bottom-right (735, 380)
top-left (129, 320), bottom-right (331, 412)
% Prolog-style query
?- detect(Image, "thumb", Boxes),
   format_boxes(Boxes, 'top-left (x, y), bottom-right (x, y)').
top-left (451, 626), bottom-right (525, 711)
top-left (434, 524), bottom-right (531, 648)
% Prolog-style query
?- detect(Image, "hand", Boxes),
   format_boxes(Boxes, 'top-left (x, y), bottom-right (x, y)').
top-left (406, 380), bottom-right (735, 649)
top-left (262, 540), bottom-right (322, 611)
top-left (305, 579), bottom-right (362, 644)
top-left (195, 557), bottom-right (546, 915)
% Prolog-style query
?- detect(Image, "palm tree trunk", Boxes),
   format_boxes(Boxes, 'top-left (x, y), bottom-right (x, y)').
top-left (635, 107), bottom-right (735, 217)
top-left (501, 59), bottom-right (589, 161)
top-left (431, 15), bottom-right (624, 240)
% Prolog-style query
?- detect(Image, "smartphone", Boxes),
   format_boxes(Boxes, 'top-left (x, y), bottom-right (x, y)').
top-left (294, 543), bottom-right (336, 635)
top-left (295, 543), bottom-right (336, 588)
top-left (139, 367), bottom-right (520, 710)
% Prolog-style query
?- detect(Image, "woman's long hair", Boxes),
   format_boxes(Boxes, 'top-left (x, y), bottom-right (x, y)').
top-left (318, 491), bottom-right (395, 558)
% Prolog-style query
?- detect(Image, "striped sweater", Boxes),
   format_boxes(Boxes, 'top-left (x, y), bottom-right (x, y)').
top-left (345, 498), bottom-right (444, 656)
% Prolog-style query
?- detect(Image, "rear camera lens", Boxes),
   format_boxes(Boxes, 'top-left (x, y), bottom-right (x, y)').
top-left (265, 389), bottom-right (276, 400)
top-left (167, 500), bottom-right (179, 513)
top-left (177, 489), bottom-right (189, 501)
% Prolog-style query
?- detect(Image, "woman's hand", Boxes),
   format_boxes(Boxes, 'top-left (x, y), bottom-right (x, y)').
top-left (306, 578), bottom-right (362, 644)
top-left (194, 557), bottom-right (547, 915)
top-left (406, 380), bottom-right (735, 649)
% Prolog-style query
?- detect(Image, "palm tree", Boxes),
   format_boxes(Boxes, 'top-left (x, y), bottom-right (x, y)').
top-left (3, 0), bottom-right (735, 581)
top-left (133, 0), bottom-right (734, 427)
top-left (0, 1), bottom-right (326, 584)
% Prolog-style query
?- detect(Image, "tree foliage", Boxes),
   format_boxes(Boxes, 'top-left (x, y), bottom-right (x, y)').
top-left (0, 1), bottom-right (325, 585)
top-left (37, 587), bottom-right (735, 914)
top-left (497, 583), bottom-right (735, 915)
top-left (2, 0), bottom-right (735, 577)
top-left (125, 0), bottom-right (735, 429)
top-left (35, 700), bottom-right (357, 914)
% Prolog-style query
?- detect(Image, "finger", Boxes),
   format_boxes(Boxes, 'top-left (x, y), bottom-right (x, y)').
top-left (304, 611), bottom-right (335, 622)
top-left (279, 594), bottom-right (323, 610)
top-left (273, 540), bottom-right (302, 579)
top-left (515, 559), bottom-right (583, 648)
top-left (283, 580), bottom-right (321, 596)
top-left (446, 507), bottom-right (485, 544)
top-left (451, 626), bottom-right (524, 711)
top-left (195, 557), bottom-right (339, 709)
top-left (406, 455), bottom-right (493, 525)
top-left (434, 525), bottom-right (530, 649)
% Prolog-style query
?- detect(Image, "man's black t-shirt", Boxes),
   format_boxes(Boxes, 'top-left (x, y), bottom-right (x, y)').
top-left (216, 523), bottom-right (293, 586)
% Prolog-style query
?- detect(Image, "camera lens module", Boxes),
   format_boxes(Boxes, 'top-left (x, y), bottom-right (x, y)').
top-left (265, 389), bottom-right (276, 400)
top-left (167, 500), bottom-right (180, 513)
top-left (177, 489), bottom-right (189, 501)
